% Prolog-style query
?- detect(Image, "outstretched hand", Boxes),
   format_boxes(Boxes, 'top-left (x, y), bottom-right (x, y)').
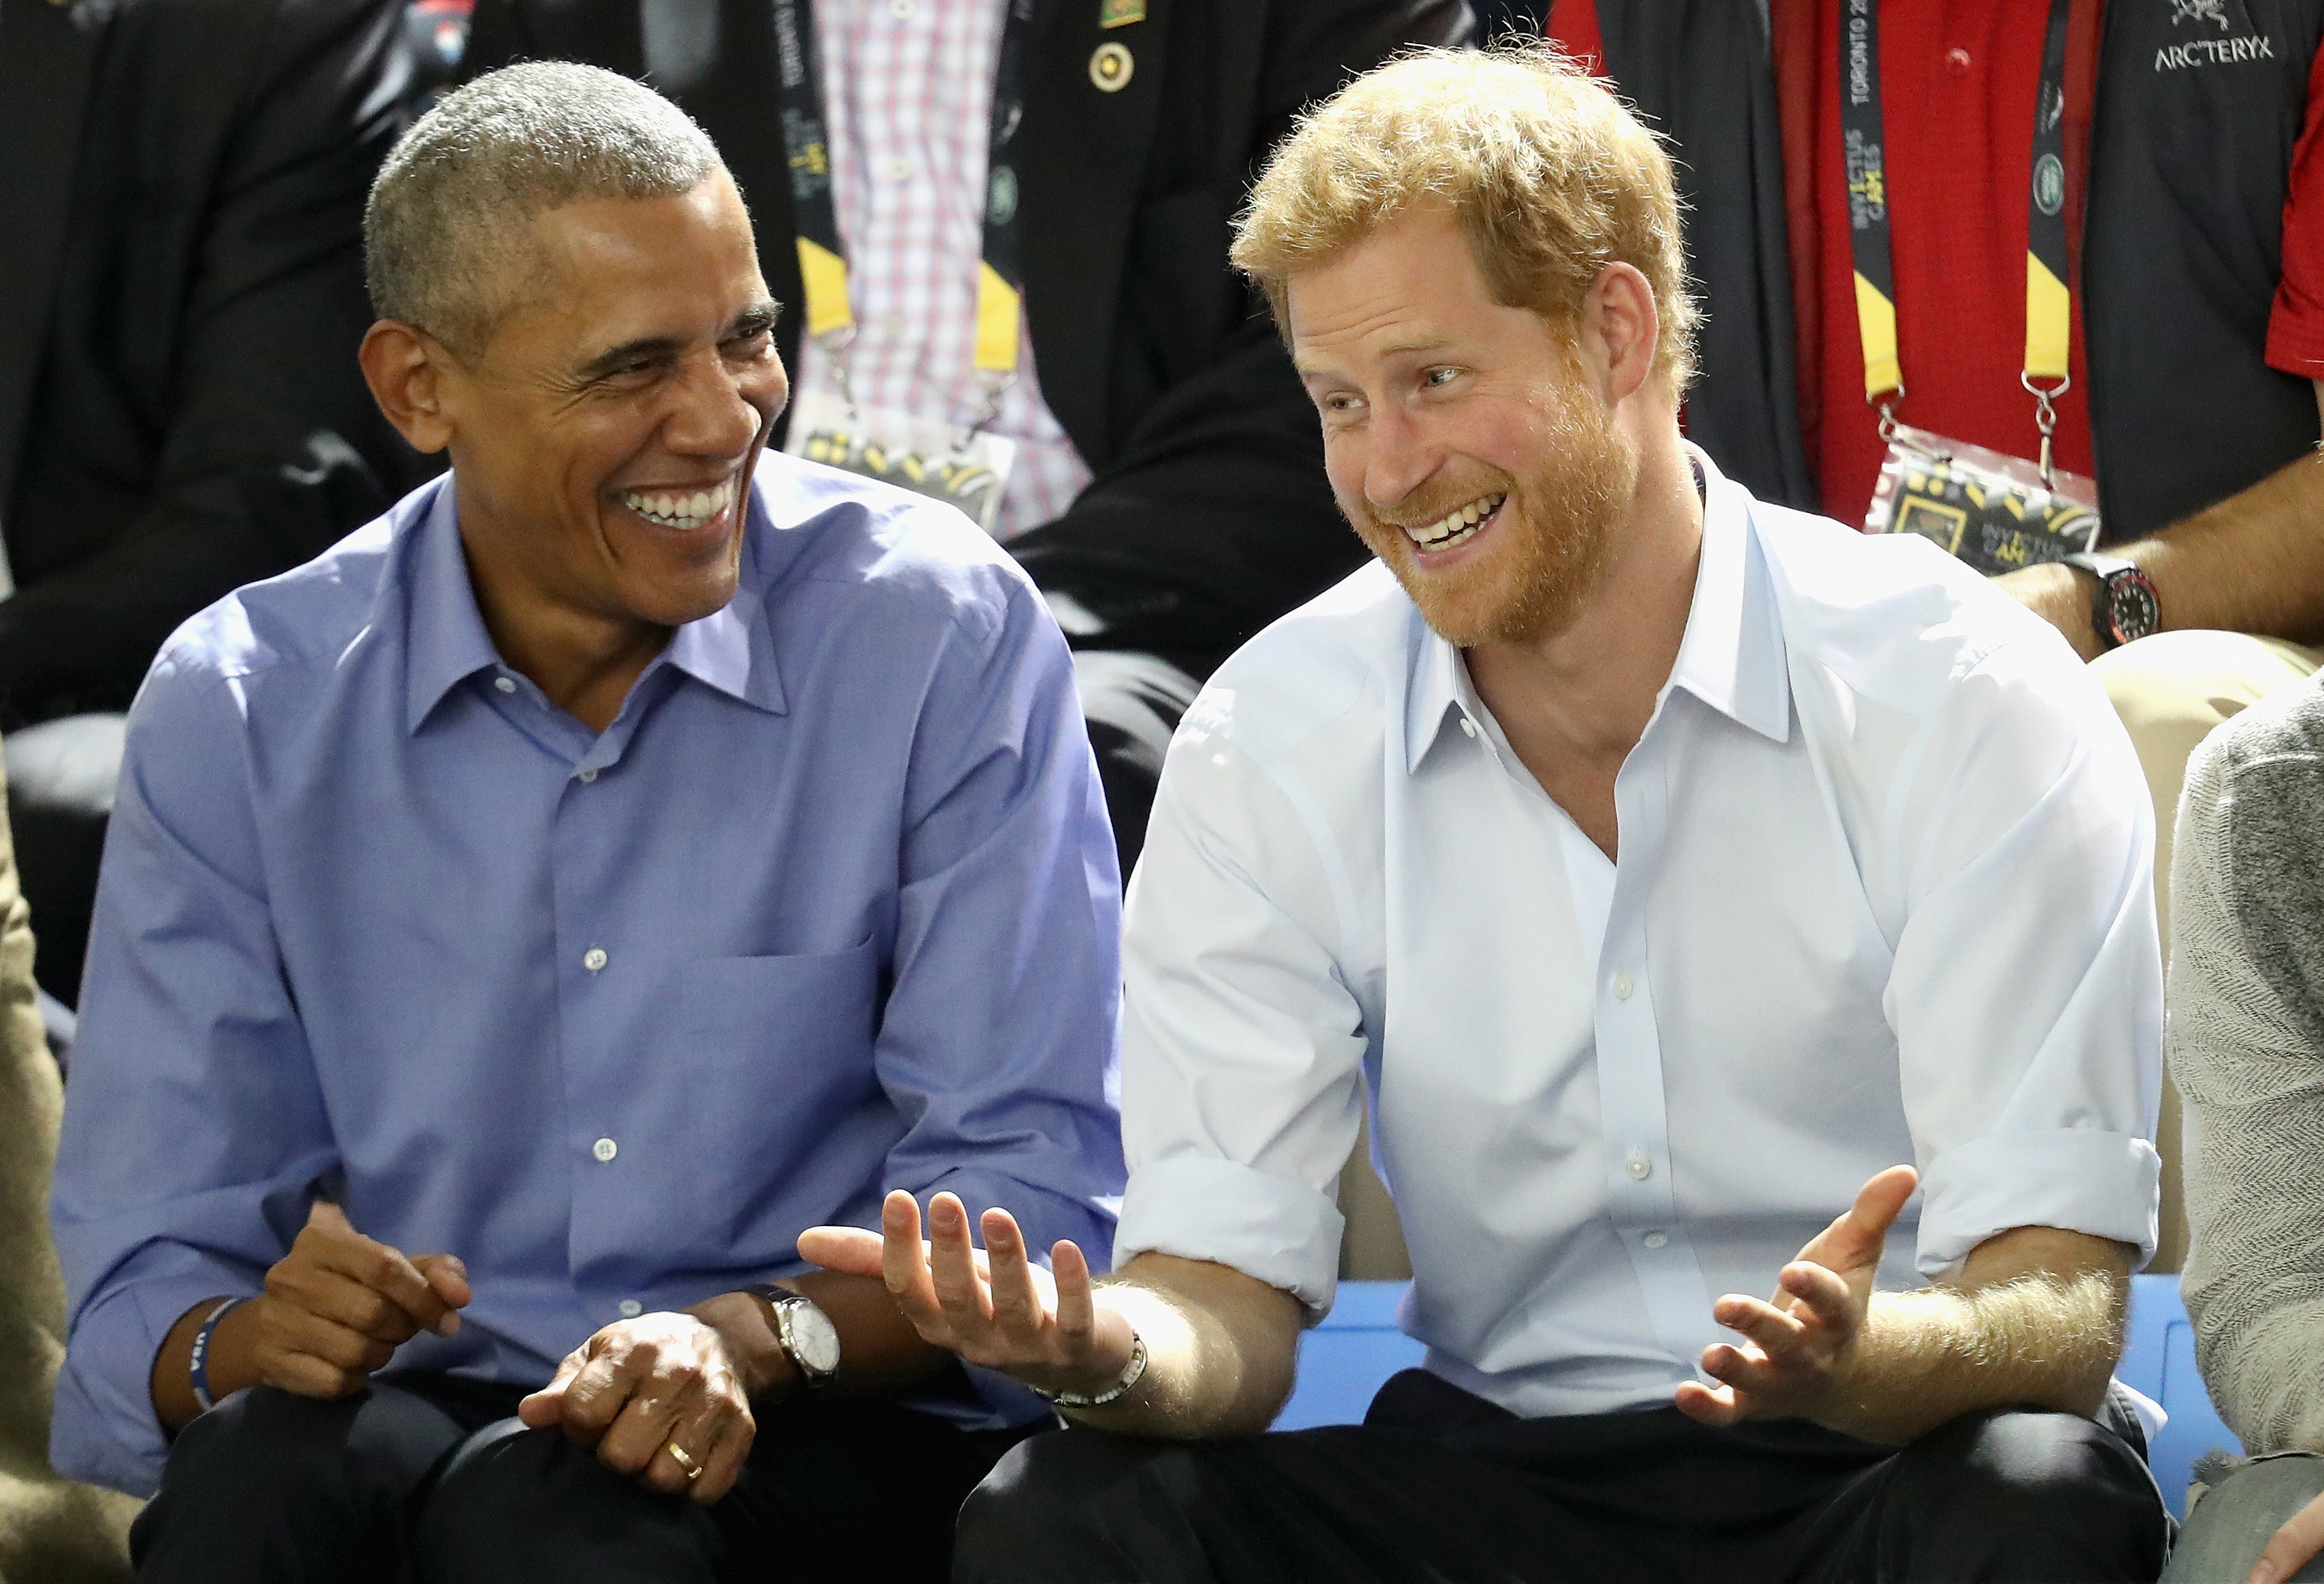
top-left (799, 1189), bottom-right (1137, 1402)
top-left (1674, 1165), bottom-right (1919, 1431)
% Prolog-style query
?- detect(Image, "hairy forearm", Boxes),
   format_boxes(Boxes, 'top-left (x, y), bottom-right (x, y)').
top-left (1060, 1254), bottom-right (1303, 1440)
top-left (2129, 441), bottom-right (2324, 645)
top-left (1825, 1266), bottom-right (2126, 1446)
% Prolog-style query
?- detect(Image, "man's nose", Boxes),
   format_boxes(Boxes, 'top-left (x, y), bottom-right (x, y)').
top-left (1362, 407), bottom-right (1440, 518)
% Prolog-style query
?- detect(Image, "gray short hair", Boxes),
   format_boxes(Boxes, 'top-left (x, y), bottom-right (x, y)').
top-left (364, 61), bottom-right (726, 356)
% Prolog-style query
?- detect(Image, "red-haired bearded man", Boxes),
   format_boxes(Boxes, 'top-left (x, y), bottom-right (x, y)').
top-left (806, 44), bottom-right (2171, 1584)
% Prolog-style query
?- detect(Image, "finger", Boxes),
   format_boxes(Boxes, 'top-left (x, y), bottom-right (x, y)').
top-left (1797, 1166), bottom-right (1918, 1276)
top-left (1712, 1294), bottom-right (1809, 1357)
top-left (260, 1347), bottom-right (369, 1400)
top-left (602, 1383), bottom-right (693, 1481)
top-left (925, 1193), bottom-right (993, 1332)
top-left (272, 1302), bottom-right (396, 1377)
top-left (691, 1410), bottom-right (754, 1507)
top-left (797, 1224), bottom-right (886, 1280)
top-left (981, 1210), bottom-right (1048, 1342)
top-left (2251, 1489), bottom-right (2324, 1584)
top-left (308, 1225), bottom-right (456, 1338)
top-left (1673, 1379), bottom-right (1742, 1426)
top-left (269, 1267), bottom-right (423, 1345)
top-left (412, 1254), bottom-right (471, 1331)
top-left (306, 1199), bottom-right (355, 1238)
top-left (518, 1349), bottom-right (591, 1428)
top-left (1050, 1240), bottom-right (1097, 1355)
top-left (879, 1191), bottom-right (941, 1322)
top-left (1774, 1261), bottom-right (1857, 1334)
top-left (1698, 1340), bottom-right (1783, 1397)
top-left (557, 1342), bottom-right (640, 1445)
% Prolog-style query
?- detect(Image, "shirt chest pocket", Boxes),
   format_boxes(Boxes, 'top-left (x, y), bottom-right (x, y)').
top-left (665, 939), bottom-right (887, 1178)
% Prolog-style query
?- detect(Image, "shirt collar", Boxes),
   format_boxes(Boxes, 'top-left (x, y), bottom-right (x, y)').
top-left (1664, 446), bottom-right (1790, 745)
top-left (1403, 444), bottom-right (1789, 774)
top-left (401, 476), bottom-right (788, 736)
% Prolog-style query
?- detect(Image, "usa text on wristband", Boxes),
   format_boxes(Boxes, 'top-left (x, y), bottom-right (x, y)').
top-left (189, 1298), bottom-right (244, 1413)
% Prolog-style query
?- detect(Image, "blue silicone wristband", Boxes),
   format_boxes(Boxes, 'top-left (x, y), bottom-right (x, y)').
top-left (188, 1298), bottom-right (244, 1413)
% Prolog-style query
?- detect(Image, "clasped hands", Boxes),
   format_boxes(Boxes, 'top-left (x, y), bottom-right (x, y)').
top-left (250, 1201), bottom-right (754, 1505)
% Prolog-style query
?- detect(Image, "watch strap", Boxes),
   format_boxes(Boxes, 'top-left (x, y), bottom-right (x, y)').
top-left (2060, 551), bottom-right (2158, 650)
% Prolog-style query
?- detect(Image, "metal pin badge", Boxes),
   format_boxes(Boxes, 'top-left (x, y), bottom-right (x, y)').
top-left (1099, 0), bottom-right (1146, 24)
top-left (1089, 41), bottom-right (1133, 92)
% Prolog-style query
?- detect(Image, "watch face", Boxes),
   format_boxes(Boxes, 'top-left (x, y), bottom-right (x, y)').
top-left (2108, 574), bottom-right (2161, 645)
top-left (782, 1299), bottom-right (842, 1376)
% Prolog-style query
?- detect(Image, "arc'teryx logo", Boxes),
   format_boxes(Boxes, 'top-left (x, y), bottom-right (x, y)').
top-left (2172, 0), bottom-right (2231, 28)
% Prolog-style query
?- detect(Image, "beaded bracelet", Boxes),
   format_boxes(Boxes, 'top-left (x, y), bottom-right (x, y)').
top-left (1024, 1330), bottom-right (1148, 1409)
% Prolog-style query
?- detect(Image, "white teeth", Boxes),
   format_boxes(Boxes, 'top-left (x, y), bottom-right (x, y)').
top-left (1404, 493), bottom-right (1504, 552)
top-left (622, 481), bottom-right (730, 528)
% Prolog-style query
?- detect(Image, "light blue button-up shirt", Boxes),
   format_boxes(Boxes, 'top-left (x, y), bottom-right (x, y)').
top-left (1117, 448), bottom-right (2159, 1421)
top-left (50, 460), bottom-right (1125, 1495)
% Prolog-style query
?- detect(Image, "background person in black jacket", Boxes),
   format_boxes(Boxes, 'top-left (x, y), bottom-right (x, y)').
top-left (0, 0), bottom-right (435, 1011)
top-left (461, 0), bottom-right (1474, 876)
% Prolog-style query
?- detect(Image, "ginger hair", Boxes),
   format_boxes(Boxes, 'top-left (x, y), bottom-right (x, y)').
top-left (1231, 44), bottom-right (1699, 391)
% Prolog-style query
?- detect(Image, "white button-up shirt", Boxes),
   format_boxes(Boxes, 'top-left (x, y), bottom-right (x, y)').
top-left (1114, 451), bottom-right (2161, 1422)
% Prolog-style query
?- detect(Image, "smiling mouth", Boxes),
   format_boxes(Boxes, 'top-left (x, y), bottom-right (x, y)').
top-left (619, 478), bottom-right (736, 530)
top-left (1401, 493), bottom-right (1506, 553)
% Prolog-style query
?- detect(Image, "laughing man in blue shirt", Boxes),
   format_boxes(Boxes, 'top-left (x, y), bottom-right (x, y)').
top-left (46, 63), bottom-right (1123, 1584)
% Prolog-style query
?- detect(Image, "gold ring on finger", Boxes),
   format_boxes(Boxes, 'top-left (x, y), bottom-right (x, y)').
top-left (665, 1440), bottom-right (703, 1482)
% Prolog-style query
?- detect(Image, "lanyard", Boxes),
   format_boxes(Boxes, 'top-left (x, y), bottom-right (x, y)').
top-left (1840, 0), bottom-right (2075, 477)
top-left (769, 0), bottom-right (1032, 385)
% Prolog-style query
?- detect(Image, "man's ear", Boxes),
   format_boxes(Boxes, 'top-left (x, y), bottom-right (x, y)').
top-left (359, 320), bottom-right (459, 455)
top-left (1580, 263), bottom-right (1662, 408)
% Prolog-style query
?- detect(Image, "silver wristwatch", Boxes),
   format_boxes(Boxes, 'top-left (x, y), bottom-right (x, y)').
top-left (750, 1285), bottom-right (840, 1387)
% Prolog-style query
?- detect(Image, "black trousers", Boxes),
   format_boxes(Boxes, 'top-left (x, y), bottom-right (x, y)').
top-left (954, 1369), bottom-right (2171, 1583)
top-left (132, 1374), bottom-right (1038, 1583)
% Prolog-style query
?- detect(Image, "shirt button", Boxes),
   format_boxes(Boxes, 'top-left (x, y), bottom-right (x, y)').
top-left (618, 1298), bottom-right (643, 1318)
top-left (1459, 716), bottom-right (1479, 739)
top-left (888, 0), bottom-right (913, 14)
top-left (593, 1136), bottom-right (618, 1162)
top-left (1944, 46), bottom-right (1972, 76)
top-left (886, 155), bottom-right (912, 183)
top-left (494, 676), bottom-right (517, 694)
top-left (584, 947), bottom-right (608, 972)
top-left (1612, 972), bottom-right (1633, 1001)
top-left (1627, 1153), bottom-right (1652, 1181)
top-left (1642, 1230), bottom-right (1669, 1249)
top-left (577, 768), bottom-right (598, 783)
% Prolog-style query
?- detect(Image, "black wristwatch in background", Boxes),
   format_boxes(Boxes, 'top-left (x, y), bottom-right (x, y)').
top-left (2061, 552), bottom-right (2161, 651)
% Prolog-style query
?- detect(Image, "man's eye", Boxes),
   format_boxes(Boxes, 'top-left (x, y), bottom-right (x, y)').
top-left (1424, 367), bottom-right (1461, 388)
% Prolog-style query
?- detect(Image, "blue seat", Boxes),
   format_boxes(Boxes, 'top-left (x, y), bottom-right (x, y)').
top-left (2123, 1272), bottom-right (2244, 1517)
top-left (1283, 1274), bottom-right (2244, 1520)
top-left (1276, 1281), bottom-right (1425, 1431)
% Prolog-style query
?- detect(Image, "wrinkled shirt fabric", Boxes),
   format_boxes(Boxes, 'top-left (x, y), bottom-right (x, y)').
top-left (52, 459), bottom-right (1125, 1494)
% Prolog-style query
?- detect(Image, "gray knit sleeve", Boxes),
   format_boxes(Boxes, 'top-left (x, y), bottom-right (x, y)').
top-left (2171, 676), bottom-right (2324, 1457)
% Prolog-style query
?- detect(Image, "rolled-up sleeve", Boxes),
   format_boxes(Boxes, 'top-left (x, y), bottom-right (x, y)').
top-left (1113, 700), bottom-right (1363, 1319)
top-left (1882, 638), bottom-right (2162, 1276)
top-left (872, 574), bottom-right (1126, 1419)
top-left (51, 656), bottom-right (335, 1495)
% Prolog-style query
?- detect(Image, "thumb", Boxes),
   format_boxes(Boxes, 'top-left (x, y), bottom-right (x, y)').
top-left (307, 1198), bottom-right (354, 1235)
top-left (1798, 1166), bottom-right (1919, 1275)
top-left (412, 1254), bottom-right (471, 1332)
top-left (798, 1225), bottom-right (885, 1279)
